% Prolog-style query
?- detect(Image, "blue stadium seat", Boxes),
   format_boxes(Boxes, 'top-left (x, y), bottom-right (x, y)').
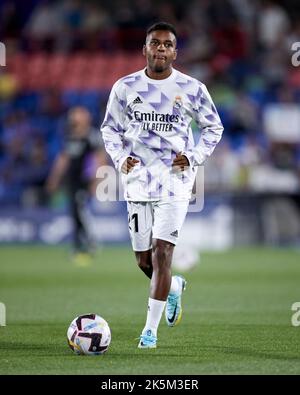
top-left (61, 91), bottom-right (82, 108)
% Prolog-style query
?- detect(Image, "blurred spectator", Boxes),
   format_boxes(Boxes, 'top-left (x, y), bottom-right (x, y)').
top-left (133, 0), bottom-right (157, 29)
top-left (0, 2), bottom-right (23, 40)
top-left (113, 0), bottom-right (136, 28)
top-left (24, 0), bottom-right (64, 51)
top-left (258, 0), bottom-right (290, 50)
top-left (0, 134), bottom-right (27, 205)
top-left (0, 109), bottom-right (50, 205)
top-left (229, 0), bottom-right (257, 35)
top-left (21, 136), bottom-right (50, 206)
top-left (229, 90), bottom-right (259, 136)
top-left (82, 3), bottom-right (113, 34)
top-left (204, 138), bottom-right (242, 191)
top-left (0, 70), bottom-right (18, 100)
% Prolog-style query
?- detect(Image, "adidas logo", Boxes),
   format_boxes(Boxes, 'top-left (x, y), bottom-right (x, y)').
top-left (170, 230), bottom-right (178, 237)
top-left (133, 96), bottom-right (143, 104)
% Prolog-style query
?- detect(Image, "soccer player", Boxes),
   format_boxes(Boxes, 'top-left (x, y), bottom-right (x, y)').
top-left (47, 106), bottom-right (107, 265)
top-left (101, 22), bottom-right (223, 348)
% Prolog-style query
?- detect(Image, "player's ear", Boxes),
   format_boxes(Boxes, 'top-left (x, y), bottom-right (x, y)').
top-left (173, 48), bottom-right (177, 61)
top-left (142, 44), bottom-right (146, 57)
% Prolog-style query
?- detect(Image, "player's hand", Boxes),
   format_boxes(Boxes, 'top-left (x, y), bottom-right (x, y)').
top-left (121, 157), bottom-right (140, 174)
top-left (45, 178), bottom-right (58, 194)
top-left (172, 152), bottom-right (190, 172)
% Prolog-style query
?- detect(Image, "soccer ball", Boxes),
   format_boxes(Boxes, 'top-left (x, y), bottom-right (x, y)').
top-left (172, 244), bottom-right (200, 272)
top-left (67, 313), bottom-right (111, 355)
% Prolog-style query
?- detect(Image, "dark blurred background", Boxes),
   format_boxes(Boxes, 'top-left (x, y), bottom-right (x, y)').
top-left (0, 0), bottom-right (300, 250)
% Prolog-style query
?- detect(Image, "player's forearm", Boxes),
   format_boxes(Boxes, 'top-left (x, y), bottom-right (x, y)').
top-left (95, 149), bottom-right (108, 167)
top-left (101, 84), bottom-right (129, 171)
top-left (101, 128), bottom-right (129, 172)
top-left (192, 83), bottom-right (224, 165)
top-left (192, 123), bottom-right (224, 166)
top-left (46, 154), bottom-right (69, 191)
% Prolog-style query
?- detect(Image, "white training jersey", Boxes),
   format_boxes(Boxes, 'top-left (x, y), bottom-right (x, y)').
top-left (100, 68), bottom-right (223, 201)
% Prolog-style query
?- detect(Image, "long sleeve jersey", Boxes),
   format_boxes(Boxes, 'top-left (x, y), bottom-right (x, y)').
top-left (100, 68), bottom-right (223, 201)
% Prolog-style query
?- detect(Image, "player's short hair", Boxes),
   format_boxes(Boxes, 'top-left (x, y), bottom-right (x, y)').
top-left (146, 22), bottom-right (177, 40)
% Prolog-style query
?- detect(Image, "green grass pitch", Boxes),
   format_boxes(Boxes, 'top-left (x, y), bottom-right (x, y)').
top-left (0, 245), bottom-right (300, 375)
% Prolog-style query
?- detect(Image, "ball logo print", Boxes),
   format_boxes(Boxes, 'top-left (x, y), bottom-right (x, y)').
top-left (291, 302), bottom-right (300, 327)
top-left (291, 42), bottom-right (300, 67)
top-left (95, 164), bottom-right (205, 213)
top-left (188, 166), bottom-right (204, 213)
top-left (0, 302), bottom-right (6, 326)
top-left (67, 313), bottom-right (111, 355)
top-left (0, 42), bottom-right (6, 66)
top-left (96, 165), bottom-right (120, 202)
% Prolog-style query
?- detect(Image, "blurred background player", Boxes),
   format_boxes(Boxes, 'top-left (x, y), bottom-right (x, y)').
top-left (101, 22), bottom-right (223, 348)
top-left (46, 106), bottom-right (107, 265)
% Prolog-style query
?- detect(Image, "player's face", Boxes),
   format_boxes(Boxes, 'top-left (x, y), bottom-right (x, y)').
top-left (68, 107), bottom-right (91, 137)
top-left (143, 30), bottom-right (177, 74)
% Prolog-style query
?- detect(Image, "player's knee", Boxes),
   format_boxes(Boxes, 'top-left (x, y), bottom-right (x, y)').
top-left (135, 250), bottom-right (152, 272)
top-left (137, 258), bottom-right (149, 271)
top-left (152, 239), bottom-right (174, 268)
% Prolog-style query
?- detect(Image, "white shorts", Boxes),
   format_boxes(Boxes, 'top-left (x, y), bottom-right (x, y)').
top-left (127, 200), bottom-right (189, 251)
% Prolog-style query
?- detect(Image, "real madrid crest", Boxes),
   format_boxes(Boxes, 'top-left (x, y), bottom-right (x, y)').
top-left (173, 95), bottom-right (183, 109)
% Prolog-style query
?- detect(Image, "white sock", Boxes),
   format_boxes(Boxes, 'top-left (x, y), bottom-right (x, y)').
top-left (169, 275), bottom-right (181, 295)
top-left (143, 298), bottom-right (166, 337)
